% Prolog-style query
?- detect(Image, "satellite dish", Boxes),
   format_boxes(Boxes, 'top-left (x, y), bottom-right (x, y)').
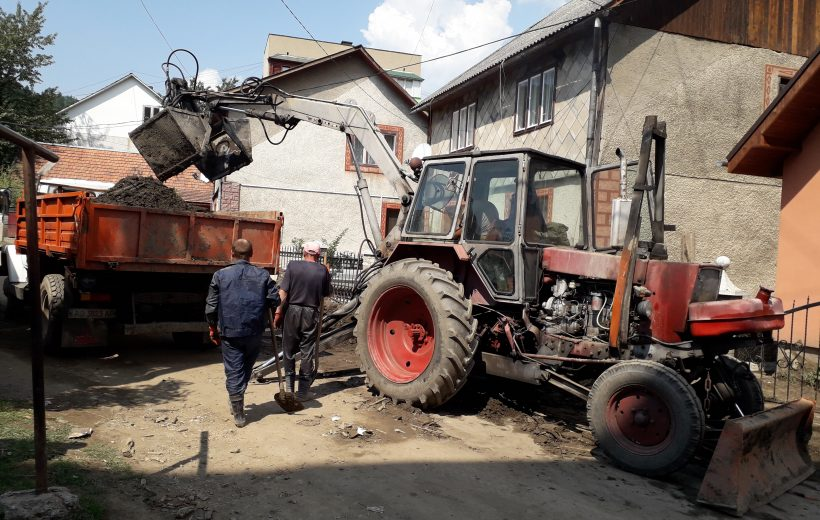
top-left (411, 143), bottom-right (432, 159)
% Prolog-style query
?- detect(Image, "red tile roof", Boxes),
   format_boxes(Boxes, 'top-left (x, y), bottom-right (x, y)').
top-left (37, 144), bottom-right (213, 204)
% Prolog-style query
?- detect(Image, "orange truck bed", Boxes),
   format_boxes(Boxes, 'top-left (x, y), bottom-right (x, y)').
top-left (15, 192), bottom-right (283, 273)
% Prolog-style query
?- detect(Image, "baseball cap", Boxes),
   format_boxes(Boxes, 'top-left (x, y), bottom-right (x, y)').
top-left (303, 241), bottom-right (322, 255)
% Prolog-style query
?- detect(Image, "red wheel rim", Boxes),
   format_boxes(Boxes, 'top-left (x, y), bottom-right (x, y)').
top-left (367, 285), bottom-right (435, 383)
top-left (605, 385), bottom-right (673, 455)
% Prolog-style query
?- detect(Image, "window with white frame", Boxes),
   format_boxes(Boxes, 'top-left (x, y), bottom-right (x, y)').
top-left (450, 102), bottom-right (476, 152)
top-left (515, 67), bottom-right (555, 132)
top-left (143, 105), bottom-right (161, 121)
top-left (351, 131), bottom-right (397, 166)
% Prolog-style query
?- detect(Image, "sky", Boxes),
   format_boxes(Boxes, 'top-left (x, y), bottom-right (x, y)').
top-left (9, 0), bottom-right (570, 100)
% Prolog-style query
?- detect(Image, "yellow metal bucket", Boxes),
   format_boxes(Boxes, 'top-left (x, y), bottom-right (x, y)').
top-left (697, 398), bottom-right (815, 515)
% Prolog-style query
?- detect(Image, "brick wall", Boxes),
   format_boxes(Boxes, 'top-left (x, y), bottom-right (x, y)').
top-left (593, 168), bottom-right (621, 248)
top-left (220, 181), bottom-right (241, 211)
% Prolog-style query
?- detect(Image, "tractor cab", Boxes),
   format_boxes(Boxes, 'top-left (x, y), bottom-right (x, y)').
top-left (402, 149), bottom-right (585, 303)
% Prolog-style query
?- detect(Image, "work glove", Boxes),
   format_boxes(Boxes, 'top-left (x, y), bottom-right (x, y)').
top-left (209, 325), bottom-right (221, 346)
top-left (273, 310), bottom-right (283, 329)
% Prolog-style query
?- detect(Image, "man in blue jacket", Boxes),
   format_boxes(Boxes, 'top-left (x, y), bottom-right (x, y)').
top-left (205, 238), bottom-right (280, 427)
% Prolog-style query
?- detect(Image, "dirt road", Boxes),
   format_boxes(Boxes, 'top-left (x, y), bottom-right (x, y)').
top-left (0, 320), bottom-right (818, 520)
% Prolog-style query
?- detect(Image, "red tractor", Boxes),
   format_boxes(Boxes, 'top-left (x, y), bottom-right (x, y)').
top-left (131, 58), bottom-right (814, 513)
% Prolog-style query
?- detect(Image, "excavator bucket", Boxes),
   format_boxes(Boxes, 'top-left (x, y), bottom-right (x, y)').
top-left (697, 398), bottom-right (815, 515)
top-left (130, 107), bottom-right (252, 182)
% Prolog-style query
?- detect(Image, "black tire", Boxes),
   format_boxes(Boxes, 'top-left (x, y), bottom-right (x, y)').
top-left (587, 360), bottom-right (705, 477)
top-left (715, 355), bottom-right (764, 419)
top-left (40, 273), bottom-right (65, 353)
top-left (355, 259), bottom-right (477, 409)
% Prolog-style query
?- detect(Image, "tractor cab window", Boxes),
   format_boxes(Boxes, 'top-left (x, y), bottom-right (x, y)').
top-left (405, 162), bottom-right (466, 236)
top-left (465, 159), bottom-right (518, 243)
top-left (524, 159), bottom-right (583, 247)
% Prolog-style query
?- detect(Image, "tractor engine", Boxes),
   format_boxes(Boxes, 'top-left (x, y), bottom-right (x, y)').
top-left (539, 278), bottom-right (612, 338)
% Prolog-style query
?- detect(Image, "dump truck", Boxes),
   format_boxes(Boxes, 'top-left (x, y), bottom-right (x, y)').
top-left (6, 191), bottom-right (282, 351)
top-left (129, 54), bottom-right (814, 514)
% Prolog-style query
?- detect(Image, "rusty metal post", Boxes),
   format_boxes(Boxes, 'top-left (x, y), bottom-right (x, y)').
top-left (21, 147), bottom-right (46, 493)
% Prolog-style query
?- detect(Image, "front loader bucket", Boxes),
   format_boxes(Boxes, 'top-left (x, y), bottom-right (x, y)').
top-left (129, 108), bottom-right (212, 181)
top-left (697, 398), bottom-right (815, 515)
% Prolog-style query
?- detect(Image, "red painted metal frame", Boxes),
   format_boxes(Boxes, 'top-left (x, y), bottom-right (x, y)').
top-left (688, 297), bottom-right (785, 337)
top-left (16, 192), bottom-right (283, 274)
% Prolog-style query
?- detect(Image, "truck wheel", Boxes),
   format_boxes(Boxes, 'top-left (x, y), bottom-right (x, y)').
top-left (587, 360), bottom-right (705, 477)
top-left (40, 274), bottom-right (66, 353)
top-left (355, 259), bottom-right (477, 409)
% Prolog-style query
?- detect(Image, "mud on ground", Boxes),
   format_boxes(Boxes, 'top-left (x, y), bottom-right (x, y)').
top-left (0, 320), bottom-right (818, 520)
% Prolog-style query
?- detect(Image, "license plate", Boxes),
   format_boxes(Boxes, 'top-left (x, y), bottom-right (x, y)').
top-left (67, 308), bottom-right (116, 319)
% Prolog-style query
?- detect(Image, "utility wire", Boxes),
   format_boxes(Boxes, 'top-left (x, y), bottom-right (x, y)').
top-left (138, 0), bottom-right (189, 76)
top-left (413, 0), bottom-right (436, 55)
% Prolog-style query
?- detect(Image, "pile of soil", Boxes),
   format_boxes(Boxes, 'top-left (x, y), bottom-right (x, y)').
top-left (95, 176), bottom-right (195, 212)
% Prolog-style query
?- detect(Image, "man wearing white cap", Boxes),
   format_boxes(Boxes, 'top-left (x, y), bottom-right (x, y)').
top-left (274, 240), bottom-right (331, 400)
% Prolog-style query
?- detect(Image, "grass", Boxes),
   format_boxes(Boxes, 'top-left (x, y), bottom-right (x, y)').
top-left (0, 400), bottom-right (133, 519)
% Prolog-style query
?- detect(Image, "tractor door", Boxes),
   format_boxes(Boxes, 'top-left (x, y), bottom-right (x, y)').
top-left (462, 155), bottom-right (524, 302)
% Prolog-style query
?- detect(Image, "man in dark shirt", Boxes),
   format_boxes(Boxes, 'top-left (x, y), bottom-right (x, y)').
top-left (205, 238), bottom-right (279, 427)
top-left (274, 241), bottom-right (331, 400)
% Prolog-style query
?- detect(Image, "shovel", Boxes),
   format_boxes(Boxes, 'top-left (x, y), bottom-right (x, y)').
top-left (269, 309), bottom-right (304, 413)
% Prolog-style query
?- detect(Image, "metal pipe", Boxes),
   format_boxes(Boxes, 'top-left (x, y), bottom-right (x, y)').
top-left (525, 353), bottom-right (619, 364)
top-left (22, 147), bottom-right (47, 493)
top-left (584, 17), bottom-right (603, 249)
top-left (347, 135), bottom-right (383, 251)
top-left (616, 147), bottom-right (627, 199)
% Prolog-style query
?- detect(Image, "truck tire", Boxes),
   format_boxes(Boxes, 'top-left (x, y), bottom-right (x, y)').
top-left (355, 259), bottom-right (477, 409)
top-left (40, 274), bottom-right (66, 353)
top-left (587, 360), bottom-right (705, 477)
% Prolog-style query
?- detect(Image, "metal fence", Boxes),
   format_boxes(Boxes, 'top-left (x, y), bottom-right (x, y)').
top-left (279, 246), bottom-right (374, 303)
top-left (737, 299), bottom-right (819, 404)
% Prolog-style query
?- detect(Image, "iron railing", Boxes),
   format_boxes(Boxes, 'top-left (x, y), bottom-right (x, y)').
top-left (737, 298), bottom-right (819, 403)
top-left (279, 246), bottom-right (375, 303)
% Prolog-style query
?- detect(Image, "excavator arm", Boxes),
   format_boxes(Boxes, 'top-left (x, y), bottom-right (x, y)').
top-left (130, 84), bottom-right (418, 255)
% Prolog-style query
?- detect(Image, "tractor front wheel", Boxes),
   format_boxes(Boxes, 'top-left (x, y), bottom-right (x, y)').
top-left (587, 360), bottom-right (705, 477)
top-left (355, 259), bottom-right (476, 409)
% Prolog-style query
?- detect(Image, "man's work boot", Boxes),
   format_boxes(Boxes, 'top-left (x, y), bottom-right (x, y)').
top-left (296, 379), bottom-right (311, 401)
top-left (229, 394), bottom-right (246, 428)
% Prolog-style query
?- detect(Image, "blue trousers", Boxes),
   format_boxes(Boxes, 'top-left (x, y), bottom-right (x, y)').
top-left (221, 335), bottom-right (262, 396)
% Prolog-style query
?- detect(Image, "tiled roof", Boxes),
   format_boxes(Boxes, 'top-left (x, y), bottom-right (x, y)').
top-left (412, 0), bottom-right (608, 110)
top-left (37, 144), bottom-right (213, 205)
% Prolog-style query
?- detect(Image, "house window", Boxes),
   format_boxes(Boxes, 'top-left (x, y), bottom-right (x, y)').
top-left (143, 106), bottom-right (161, 121)
top-left (450, 102), bottom-right (476, 152)
top-left (763, 64), bottom-right (797, 106)
top-left (515, 67), bottom-right (555, 132)
top-left (344, 125), bottom-right (404, 174)
top-left (352, 132), bottom-right (396, 166)
top-left (381, 202), bottom-right (402, 237)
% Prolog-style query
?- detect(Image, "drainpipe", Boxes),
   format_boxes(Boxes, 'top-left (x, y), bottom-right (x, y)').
top-left (584, 17), bottom-right (603, 248)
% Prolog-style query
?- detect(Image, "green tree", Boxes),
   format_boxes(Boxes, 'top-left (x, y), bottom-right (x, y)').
top-left (0, 2), bottom-right (71, 166)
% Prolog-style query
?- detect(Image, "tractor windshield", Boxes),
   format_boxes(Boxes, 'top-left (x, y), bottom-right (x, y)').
top-left (405, 161), bottom-right (466, 236)
top-left (524, 159), bottom-right (583, 247)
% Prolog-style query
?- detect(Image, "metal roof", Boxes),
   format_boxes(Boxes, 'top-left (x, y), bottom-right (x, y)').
top-left (412, 0), bottom-right (609, 110)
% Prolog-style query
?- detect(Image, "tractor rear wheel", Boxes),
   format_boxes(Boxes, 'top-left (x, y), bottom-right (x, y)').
top-left (355, 259), bottom-right (477, 409)
top-left (710, 355), bottom-right (764, 421)
top-left (587, 360), bottom-right (705, 477)
top-left (40, 273), bottom-right (66, 354)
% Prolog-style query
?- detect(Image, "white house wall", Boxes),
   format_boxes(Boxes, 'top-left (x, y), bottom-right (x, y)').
top-left (599, 24), bottom-right (805, 293)
top-left (64, 78), bottom-right (161, 152)
top-left (231, 59), bottom-right (427, 252)
top-left (427, 38), bottom-right (593, 163)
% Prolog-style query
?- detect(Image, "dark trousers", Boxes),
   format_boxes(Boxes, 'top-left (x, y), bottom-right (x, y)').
top-left (221, 335), bottom-right (262, 397)
top-left (282, 304), bottom-right (320, 384)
